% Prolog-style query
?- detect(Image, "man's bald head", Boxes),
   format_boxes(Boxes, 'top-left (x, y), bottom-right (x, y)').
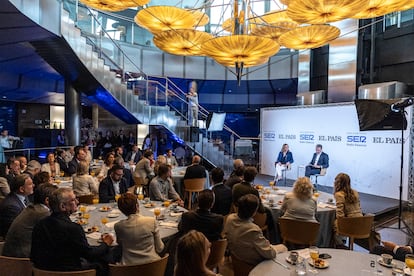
top-left (233, 159), bottom-right (244, 170)
top-left (192, 155), bottom-right (201, 164)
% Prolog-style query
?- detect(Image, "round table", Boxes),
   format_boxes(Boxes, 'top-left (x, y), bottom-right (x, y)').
top-left (249, 248), bottom-right (405, 276)
top-left (74, 202), bottom-right (185, 245)
top-left (259, 187), bottom-right (336, 247)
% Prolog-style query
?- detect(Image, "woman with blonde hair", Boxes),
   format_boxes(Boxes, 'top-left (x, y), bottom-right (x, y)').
top-left (72, 160), bottom-right (98, 196)
top-left (281, 177), bottom-right (317, 221)
top-left (174, 230), bottom-right (219, 276)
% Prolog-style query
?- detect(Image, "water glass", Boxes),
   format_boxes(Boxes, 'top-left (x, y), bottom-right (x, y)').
top-left (295, 259), bottom-right (307, 275)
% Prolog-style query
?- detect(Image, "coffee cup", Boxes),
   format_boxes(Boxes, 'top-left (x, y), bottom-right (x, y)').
top-left (381, 253), bottom-right (393, 265)
top-left (290, 251), bottom-right (299, 264)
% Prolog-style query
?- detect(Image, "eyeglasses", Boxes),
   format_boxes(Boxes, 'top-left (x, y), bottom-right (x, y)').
top-left (114, 172), bottom-right (124, 177)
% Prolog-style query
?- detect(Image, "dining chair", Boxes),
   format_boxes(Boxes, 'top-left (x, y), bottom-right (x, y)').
top-left (311, 168), bottom-right (327, 190)
top-left (0, 256), bottom-right (32, 276)
top-left (231, 254), bottom-right (255, 276)
top-left (278, 217), bottom-right (320, 249)
top-left (33, 268), bottom-right (96, 276)
top-left (252, 212), bottom-right (269, 239)
top-left (132, 175), bottom-right (147, 196)
top-left (337, 215), bottom-right (374, 250)
top-left (108, 253), bottom-right (169, 276)
top-left (0, 241), bottom-right (4, 255)
top-left (183, 178), bottom-right (205, 210)
top-left (77, 194), bottom-right (94, 204)
top-left (206, 239), bottom-right (228, 272)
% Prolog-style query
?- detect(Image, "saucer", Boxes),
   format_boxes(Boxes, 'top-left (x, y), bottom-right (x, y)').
top-left (285, 256), bottom-right (304, 265)
top-left (378, 258), bottom-right (395, 268)
top-left (308, 259), bottom-right (329, 269)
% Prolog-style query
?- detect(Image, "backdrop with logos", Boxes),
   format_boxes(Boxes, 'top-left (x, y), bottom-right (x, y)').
top-left (260, 102), bottom-right (413, 200)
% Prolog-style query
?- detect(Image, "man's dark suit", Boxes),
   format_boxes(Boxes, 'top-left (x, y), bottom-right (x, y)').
top-left (123, 168), bottom-right (134, 188)
top-left (183, 164), bottom-right (206, 179)
top-left (3, 204), bottom-right (50, 257)
top-left (57, 156), bottom-right (69, 176)
top-left (211, 183), bottom-right (232, 216)
top-left (232, 181), bottom-right (265, 213)
top-left (305, 152), bottom-right (329, 177)
top-left (98, 176), bottom-right (128, 203)
top-left (67, 158), bottom-right (79, 176)
top-left (125, 150), bottom-right (142, 164)
top-left (31, 212), bottom-right (110, 272)
top-left (178, 209), bottom-right (223, 241)
top-left (0, 193), bottom-right (26, 237)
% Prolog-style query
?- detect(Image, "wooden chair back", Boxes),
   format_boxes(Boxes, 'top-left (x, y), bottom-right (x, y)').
top-left (206, 239), bottom-right (228, 271)
top-left (337, 215), bottom-right (374, 250)
top-left (0, 256), bottom-right (32, 276)
top-left (0, 241), bottom-right (4, 255)
top-left (33, 268), bottom-right (96, 276)
top-left (109, 253), bottom-right (169, 276)
top-left (231, 254), bottom-right (255, 276)
top-left (253, 212), bottom-right (269, 238)
top-left (279, 218), bottom-right (320, 248)
top-left (77, 194), bottom-right (94, 204)
top-left (183, 178), bottom-right (205, 210)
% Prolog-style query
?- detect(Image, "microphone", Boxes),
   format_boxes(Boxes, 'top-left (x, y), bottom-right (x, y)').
top-left (391, 97), bottom-right (414, 112)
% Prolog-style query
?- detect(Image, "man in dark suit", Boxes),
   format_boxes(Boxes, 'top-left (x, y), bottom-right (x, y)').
top-left (232, 166), bottom-right (265, 213)
top-left (211, 167), bottom-right (232, 216)
top-left (56, 148), bottom-right (69, 176)
top-left (178, 189), bottom-right (223, 241)
top-left (0, 173), bottom-right (34, 237)
top-left (114, 157), bottom-right (134, 188)
top-left (99, 165), bottom-right (128, 203)
top-left (67, 146), bottom-right (86, 176)
top-left (31, 187), bottom-right (114, 275)
top-left (125, 144), bottom-right (142, 165)
top-left (3, 183), bottom-right (57, 257)
top-left (183, 155), bottom-right (206, 180)
top-left (305, 144), bottom-right (329, 177)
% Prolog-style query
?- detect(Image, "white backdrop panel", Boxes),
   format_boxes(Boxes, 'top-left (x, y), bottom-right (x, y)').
top-left (260, 103), bottom-right (412, 199)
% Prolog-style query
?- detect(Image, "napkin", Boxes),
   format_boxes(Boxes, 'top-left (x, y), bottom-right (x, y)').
top-left (159, 221), bottom-right (178, 228)
top-left (297, 248), bottom-right (311, 259)
top-left (169, 212), bottom-right (183, 217)
top-left (149, 208), bottom-right (166, 213)
top-left (86, 232), bottom-right (102, 240)
top-left (105, 220), bottom-right (120, 229)
top-left (86, 206), bottom-right (96, 212)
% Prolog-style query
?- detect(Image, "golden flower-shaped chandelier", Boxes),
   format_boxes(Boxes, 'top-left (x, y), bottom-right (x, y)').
top-left (79, 0), bottom-right (150, 12)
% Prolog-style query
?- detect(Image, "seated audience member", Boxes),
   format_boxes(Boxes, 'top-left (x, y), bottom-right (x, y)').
top-left (372, 241), bottom-right (414, 262)
top-left (67, 146), bottom-right (86, 176)
top-left (114, 146), bottom-right (124, 159)
top-left (149, 164), bottom-right (183, 205)
top-left (224, 194), bottom-right (287, 266)
top-left (229, 159), bottom-right (244, 177)
top-left (65, 146), bottom-right (75, 164)
top-left (232, 166), bottom-right (265, 213)
top-left (0, 173), bottom-right (34, 237)
top-left (24, 160), bottom-right (41, 179)
top-left (174, 230), bottom-right (218, 276)
top-left (31, 188), bottom-right (113, 274)
top-left (225, 166), bottom-right (244, 189)
top-left (305, 144), bottom-right (329, 177)
top-left (97, 152), bottom-right (115, 181)
top-left (17, 156), bottom-right (28, 174)
top-left (3, 183), bottom-right (57, 257)
top-left (41, 152), bottom-right (60, 178)
top-left (72, 160), bottom-right (99, 196)
top-left (210, 168), bottom-right (232, 216)
top-left (33, 171), bottom-right (52, 186)
top-left (125, 144), bottom-right (142, 165)
top-left (7, 157), bottom-right (21, 179)
top-left (114, 157), bottom-right (134, 188)
top-left (165, 149), bottom-right (178, 168)
top-left (154, 155), bottom-right (167, 176)
top-left (83, 144), bottom-right (93, 164)
top-left (99, 165), bottom-right (128, 203)
top-left (56, 148), bottom-right (69, 176)
top-left (114, 193), bottom-right (164, 265)
top-left (281, 177), bottom-right (317, 222)
top-left (179, 189), bottom-right (223, 241)
top-left (184, 155), bottom-right (207, 180)
top-left (134, 150), bottom-right (155, 183)
top-left (0, 163), bottom-right (10, 199)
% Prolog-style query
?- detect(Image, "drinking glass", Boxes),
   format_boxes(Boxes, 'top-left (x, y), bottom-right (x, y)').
top-left (79, 205), bottom-right (87, 213)
top-left (154, 208), bottom-right (161, 220)
top-left (405, 254), bottom-right (414, 274)
top-left (92, 197), bottom-right (99, 205)
top-left (164, 200), bottom-right (171, 208)
top-left (309, 246), bottom-right (319, 274)
top-left (269, 181), bottom-right (275, 190)
top-left (101, 216), bottom-right (109, 232)
top-left (59, 171), bottom-right (65, 177)
top-left (137, 193), bottom-right (144, 201)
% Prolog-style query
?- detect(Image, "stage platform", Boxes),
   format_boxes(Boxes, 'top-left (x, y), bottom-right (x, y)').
top-left (254, 174), bottom-right (401, 219)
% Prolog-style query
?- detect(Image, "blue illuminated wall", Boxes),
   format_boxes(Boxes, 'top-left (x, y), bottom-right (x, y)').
top-left (0, 102), bottom-right (17, 136)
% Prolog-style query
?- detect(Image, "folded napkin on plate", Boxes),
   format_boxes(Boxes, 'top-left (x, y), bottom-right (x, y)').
top-left (86, 206), bottom-right (96, 212)
top-left (105, 220), bottom-right (120, 228)
top-left (159, 221), bottom-right (178, 228)
top-left (318, 203), bottom-right (336, 209)
top-left (169, 212), bottom-right (183, 217)
top-left (297, 248), bottom-right (311, 259)
top-left (86, 232), bottom-right (102, 240)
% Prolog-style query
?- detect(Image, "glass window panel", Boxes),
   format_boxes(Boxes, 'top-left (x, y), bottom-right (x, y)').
top-left (401, 9), bottom-right (414, 23)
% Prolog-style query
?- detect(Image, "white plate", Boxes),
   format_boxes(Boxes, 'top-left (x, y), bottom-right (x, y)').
top-left (107, 213), bottom-right (120, 218)
top-left (276, 190), bottom-right (287, 195)
top-left (98, 207), bottom-right (112, 212)
top-left (308, 259), bottom-right (329, 269)
top-left (377, 258), bottom-right (396, 268)
top-left (285, 256), bottom-right (304, 265)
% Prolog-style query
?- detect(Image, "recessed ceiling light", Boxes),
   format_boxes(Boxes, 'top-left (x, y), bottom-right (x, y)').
top-left (2, 96), bottom-right (6, 99)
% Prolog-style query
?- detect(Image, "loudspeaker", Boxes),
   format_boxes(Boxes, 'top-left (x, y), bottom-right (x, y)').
top-left (189, 126), bottom-right (199, 142)
top-left (355, 99), bottom-right (407, 131)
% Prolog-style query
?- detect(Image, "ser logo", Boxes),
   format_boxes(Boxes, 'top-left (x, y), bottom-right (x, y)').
top-left (263, 132), bottom-right (276, 141)
top-left (346, 136), bottom-right (366, 143)
top-left (300, 134), bottom-right (314, 141)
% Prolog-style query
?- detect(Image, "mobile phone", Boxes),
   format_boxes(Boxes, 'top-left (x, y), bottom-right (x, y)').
top-left (319, 253), bottom-right (332, 259)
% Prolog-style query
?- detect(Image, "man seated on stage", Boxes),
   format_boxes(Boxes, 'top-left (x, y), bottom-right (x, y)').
top-left (31, 188), bottom-right (113, 275)
top-left (305, 144), bottom-right (329, 177)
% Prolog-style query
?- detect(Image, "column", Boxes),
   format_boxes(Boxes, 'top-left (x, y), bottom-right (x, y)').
top-left (65, 82), bottom-right (81, 146)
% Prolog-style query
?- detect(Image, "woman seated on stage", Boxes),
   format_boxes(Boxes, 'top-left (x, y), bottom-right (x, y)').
top-left (274, 144), bottom-right (294, 181)
top-left (333, 173), bottom-right (362, 247)
top-left (174, 230), bottom-right (219, 276)
top-left (281, 177), bottom-right (317, 222)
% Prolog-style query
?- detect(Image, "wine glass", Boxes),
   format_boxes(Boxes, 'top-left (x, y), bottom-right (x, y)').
top-left (269, 181), bottom-right (275, 190)
top-left (405, 254), bottom-right (414, 275)
top-left (309, 246), bottom-right (319, 274)
top-left (137, 193), bottom-right (144, 201)
top-left (59, 171), bottom-right (65, 178)
top-left (101, 216), bottom-right (109, 232)
top-left (164, 200), bottom-right (171, 208)
top-left (154, 208), bottom-right (161, 220)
